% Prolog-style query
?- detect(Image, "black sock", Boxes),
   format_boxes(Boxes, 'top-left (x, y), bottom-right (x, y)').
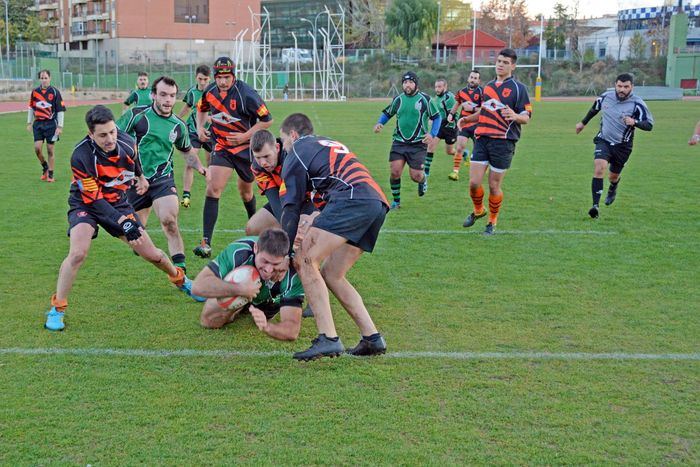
top-left (183, 191), bottom-right (190, 198)
top-left (48, 170), bottom-right (54, 178)
top-left (592, 177), bottom-right (604, 206)
top-left (41, 161), bottom-right (48, 171)
top-left (364, 333), bottom-right (382, 341)
top-left (609, 179), bottom-right (620, 192)
top-left (323, 335), bottom-right (339, 342)
top-left (390, 177), bottom-right (401, 203)
top-left (424, 152), bottom-right (434, 176)
top-left (203, 196), bottom-right (219, 244)
top-left (244, 197), bottom-right (257, 219)
top-left (171, 253), bottom-right (186, 272)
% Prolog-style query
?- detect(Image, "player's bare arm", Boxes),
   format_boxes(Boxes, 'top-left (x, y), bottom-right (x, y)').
top-left (196, 110), bottom-right (210, 140)
top-left (177, 103), bottom-right (192, 120)
top-left (250, 305), bottom-right (302, 341)
top-left (689, 120), bottom-right (700, 145)
top-left (192, 267), bottom-right (260, 299)
top-left (501, 106), bottom-right (529, 124)
top-left (182, 148), bottom-right (207, 175)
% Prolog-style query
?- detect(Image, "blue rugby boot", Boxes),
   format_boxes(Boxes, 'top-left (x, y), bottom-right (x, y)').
top-left (44, 307), bottom-right (65, 331)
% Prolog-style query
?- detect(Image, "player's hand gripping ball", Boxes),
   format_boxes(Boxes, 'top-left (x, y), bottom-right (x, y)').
top-left (217, 265), bottom-right (262, 311)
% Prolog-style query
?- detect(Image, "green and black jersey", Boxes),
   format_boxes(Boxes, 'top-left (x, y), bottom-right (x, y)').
top-left (116, 105), bottom-right (191, 181)
top-left (435, 91), bottom-right (457, 129)
top-left (182, 85), bottom-right (210, 134)
top-left (382, 92), bottom-right (440, 143)
top-left (207, 237), bottom-right (305, 315)
top-left (123, 88), bottom-right (152, 107)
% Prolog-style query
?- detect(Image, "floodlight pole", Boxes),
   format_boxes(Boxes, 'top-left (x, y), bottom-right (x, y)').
top-left (301, 18), bottom-right (317, 100)
top-left (471, 12), bottom-right (477, 66)
top-left (436, 1), bottom-right (441, 63)
top-left (3, 0), bottom-right (9, 66)
top-left (186, 14), bottom-right (196, 87)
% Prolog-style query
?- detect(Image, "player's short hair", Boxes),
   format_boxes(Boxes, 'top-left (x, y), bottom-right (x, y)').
top-left (151, 76), bottom-right (179, 93)
top-left (435, 78), bottom-right (447, 85)
top-left (498, 48), bottom-right (518, 63)
top-left (38, 69), bottom-right (50, 78)
top-left (616, 73), bottom-right (634, 84)
top-left (196, 65), bottom-right (211, 76)
top-left (251, 129), bottom-right (276, 153)
top-left (281, 113), bottom-right (314, 137)
top-left (138, 71), bottom-right (148, 78)
top-left (258, 229), bottom-right (290, 258)
top-left (470, 69), bottom-right (480, 76)
top-left (85, 105), bottom-right (115, 132)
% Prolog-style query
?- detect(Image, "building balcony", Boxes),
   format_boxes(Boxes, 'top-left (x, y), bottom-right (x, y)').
top-left (29, 0), bottom-right (59, 10)
top-left (72, 0), bottom-right (88, 4)
top-left (86, 12), bottom-right (109, 21)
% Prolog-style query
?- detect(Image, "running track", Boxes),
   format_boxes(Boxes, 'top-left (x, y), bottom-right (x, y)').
top-left (0, 99), bottom-right (120, 114)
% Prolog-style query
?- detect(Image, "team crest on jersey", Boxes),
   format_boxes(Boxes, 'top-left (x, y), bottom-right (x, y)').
top-left (48, 94), bottom-right (54, 100)
top-left (414, 101), bottom-right (423, 110)
top-left (482, 99), bottom-right (507, 112)
top-left (169, 128), bottom-right (178, 143)
top-left (103, 170), bottom-right (136, 187)
top-left (210, 111), bottom-right (241, 125)
top-left (35, 101), bottom-right (52, 109)
top-left (77, 211), bottom-right (88, 218)
top-left (502, 88), bottom-right (512, 98)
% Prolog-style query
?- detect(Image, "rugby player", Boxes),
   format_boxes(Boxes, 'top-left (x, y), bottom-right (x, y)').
top-left (193, 57), bottom-right (273, 258)
top-left (460, 49), bottom-right (531, 235)
top-left (279, 113), bottom-right (389, 361)
top-left (447, 70), bottom-right (483, 181)
top-left (192, 229), bottom-right (305, 341)
top-left (177, 65), bottom-right (212, 208)
top-left (44, 105), bottom-right (201, 331)
top-left (116, 76), bottom-right (207, 275)
top-left (26, 69), bottom-right (65, 182)
top-left (575, 73), bottom-right (654, 218)
top-left (425, 78), bottom-right (457, 179)
top-left (122, 72), bottom-right (152, 111)
top-left (690, 120), bottom-right (700, 145)
top-left (374, 71), bottom-right (441, 209)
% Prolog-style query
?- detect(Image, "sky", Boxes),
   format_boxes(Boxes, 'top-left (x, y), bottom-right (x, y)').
top-left (477, 0), bottom-right (682, 18)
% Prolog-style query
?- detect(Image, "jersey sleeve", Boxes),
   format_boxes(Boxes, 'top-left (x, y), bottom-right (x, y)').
top-left (280, 268), bottom-right (304, 307)
top-left (183, 89), bottom-right (194, 106)
top-left (123, 91), bottom-right (136, 106)
top-left (515, 83), bottom-right (532, 116)
top-left (382, 96), bottom-right (400, 118)
top-left (71, 149), bottom-right (103, 205)
top-left (446, 93), bottom-right (457, 111)
top-left (428, 97), bottom-right (440, 119)
top-left (197, 88), bottom-right (211, 113)
top-left (207, 248), bottom-right (232, 279)
top-left (174, 120), bottom-right (192, 152)
top-left (280, 152), bottom-right (309, 251)
top-left (28, 91), bottom-right (35, 110)
top-left (633, 100), bottom-right (654, 126)
top-left (54, 89), bottom-right (66, 112)
top-left (244, 88), bottom-right (272, 122)
top-left (115, 108), bottom-right (135, 133)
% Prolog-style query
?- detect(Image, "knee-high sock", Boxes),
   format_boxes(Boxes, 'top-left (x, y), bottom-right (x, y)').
top-left (608, 178), bottom-right (620, 193)
top-left (488, 192), bottom-right (503, 225)
top-left (470, 185), bottom-right (485, 213)
top-left (202, 196), bottom-right (219, 244)
top-left (244, 197), bottom-right (257, 219)
top-left (453, 153), bottom-right (462, 171)
top-left (592, 177), bottom-right (604, 205)
top-left (424, 152), bottom-right (434, 176)
top-left (390, 177), bottom-right (401, 204)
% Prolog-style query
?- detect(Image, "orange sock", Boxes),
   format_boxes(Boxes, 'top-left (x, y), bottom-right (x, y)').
top-left (488, 192), bottom-right (503, 225)
top-left (453, 153), bottom-right (462, 171)
top-left (470, 185), bottom-right (485, 214)
top-left (168, 266), bottom-right (185, 287)
top-left (51, 294), bottom-right (68, 312)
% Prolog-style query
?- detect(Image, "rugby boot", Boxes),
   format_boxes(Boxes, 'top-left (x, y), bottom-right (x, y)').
top-left (390, 201), bottom-right (401, 210)
top-left (448, 170), bottom-right (459, 181)
top-left (176, 274), bottom-right (206, 302)
top-left (44, 307), bottom-right (65, 331)
top-left (484, 222), bottom-right (496, 236)
top-left (46, 176), bottom-right (55, 183)
top-left (463, 209), bottom-right (487, 228)
top-left (302, 305), bottom-right (314, 318)
top-left (181, 195), bottom-right (191, 208)
top-left (40, 170), bottom-right (48, 181)
top-left (588, 204), bottom-right (599, 219)
top-left (193, 240), bottom-right (212, 258)
top-left (293, 334), bottom-right (345, 361)
top-left (604, 189), bottom-right (617, 206)
top-left (346, 334), bottom-right (387, 356)
top-left (417, 179), bottom-right (427, 197)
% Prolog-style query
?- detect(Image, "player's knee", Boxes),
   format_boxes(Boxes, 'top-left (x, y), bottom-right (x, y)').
top-left (68, 249), bottom-right (89, 267)
top-left (200, 310), bottom-right (226, 329)
top-left (320, 265), bottom-right (343, 288)
top-left (410, 172), bottom-right (423, 182)
top-left (244, 220), bottom-right (258, 236)
top-left (141, 247), bottom-right (165, 264)
top-left (160, 216), bottom-right (179, 235)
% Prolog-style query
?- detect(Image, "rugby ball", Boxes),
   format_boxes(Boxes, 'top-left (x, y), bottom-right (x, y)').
top-left (217, 265), bottom-right (261, 311)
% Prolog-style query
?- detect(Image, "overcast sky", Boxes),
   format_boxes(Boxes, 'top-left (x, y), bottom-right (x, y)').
top-left (476, 1), bottom-right (684, 17)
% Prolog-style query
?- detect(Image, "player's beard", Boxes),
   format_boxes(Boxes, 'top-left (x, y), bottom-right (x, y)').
top-left (616, 90), bottom-right (631, 100)
top-left (155, 102), bottom-right (172, 117)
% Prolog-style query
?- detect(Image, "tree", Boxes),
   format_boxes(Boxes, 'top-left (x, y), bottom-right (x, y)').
top-left (441, 0), bottom-right (472, 32)
top-left (347, 0), bottom-right (389, 48)
top-left (543, 2), bottom-right (568, 52)
top-left (0, 0), bottom-right (46, 48)
top-left (385, 0), bottom-right (438, 49)
top-left (628, 31), bottom-right (647, 60)
top-left (479, 0), bottom-right (532, 49)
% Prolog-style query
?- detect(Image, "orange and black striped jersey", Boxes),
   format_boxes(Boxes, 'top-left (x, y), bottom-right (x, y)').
top-left (69, 130), bottom-right (140, 206)
top-left (455, 85), bottom-right (483, 130)
top-left (197, 80), bottom-right (271, 156)
top-left (28, 86), bottom-right (65, 121)
top-left (475, 77), bottom-right (532, 141)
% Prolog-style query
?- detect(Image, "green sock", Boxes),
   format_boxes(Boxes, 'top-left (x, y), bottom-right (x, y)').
top-left (390, 177), bottom-right (401, 204)
top-left (424, 152), bottom-right (433, 176)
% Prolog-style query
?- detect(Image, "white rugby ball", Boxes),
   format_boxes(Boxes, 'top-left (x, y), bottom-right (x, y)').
top-left (217, 265), bottom-right (261, 311)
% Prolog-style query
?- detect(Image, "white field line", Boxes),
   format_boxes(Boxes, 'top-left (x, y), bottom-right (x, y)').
top-left (0, 347), bottom-right (697, 361)
top-left (172, 228), bottom-right (618, 236)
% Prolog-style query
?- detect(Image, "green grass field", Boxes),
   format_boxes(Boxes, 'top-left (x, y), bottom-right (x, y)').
top-left (1, 98), bottom-right (698, 464)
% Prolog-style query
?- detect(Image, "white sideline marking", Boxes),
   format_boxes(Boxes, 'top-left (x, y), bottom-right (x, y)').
top-left (1, 347), bottom-right (697, 361)
top-left (173, 228), bottom-right (618, 236)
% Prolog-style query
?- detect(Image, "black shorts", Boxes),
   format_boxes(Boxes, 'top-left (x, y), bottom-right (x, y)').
top-left (210, 148), bottom-right (255, 183)
top-left (67, 198), bottom-right (141, 239)
top-left (471, 137), bottom-right (516, 172)
top-left (458, 126), bottom-right (476, 141)
top-left (437, 125), bottom-right (457, 145)
top-left (127, 173), bottom-right (178, 211)
top-left (389, 141), bottom-right (427, 171)
top-left (189, 131), bottom-right (212, 153)
top-left (312, 198), bottom-right (387, 253)
top-left (594, 137), bottom-right (632, 174)
top-left (33, 120), bottom-right (58, 143)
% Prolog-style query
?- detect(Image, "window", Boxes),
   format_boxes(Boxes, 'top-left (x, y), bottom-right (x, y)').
top-left (174, 0), bottom-right (209, 24)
